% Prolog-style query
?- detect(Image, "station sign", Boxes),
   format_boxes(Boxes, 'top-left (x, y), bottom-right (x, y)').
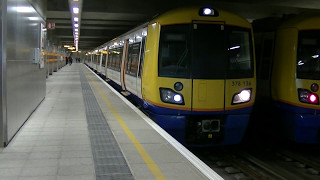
top-left (47, 22), bottom-right (55, 30)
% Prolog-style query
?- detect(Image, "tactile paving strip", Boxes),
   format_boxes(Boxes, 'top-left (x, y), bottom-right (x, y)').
top-left (79, 68), bottom-right (134, 180)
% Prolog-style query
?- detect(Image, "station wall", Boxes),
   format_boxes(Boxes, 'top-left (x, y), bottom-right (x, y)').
top-left (1, 0), bottom-right (46, 147)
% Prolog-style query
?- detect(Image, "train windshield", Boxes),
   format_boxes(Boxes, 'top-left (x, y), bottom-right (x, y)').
top-left (158, 23), bottom-right (254, 79)
top-left (297, 30), bottom-right (320, 80)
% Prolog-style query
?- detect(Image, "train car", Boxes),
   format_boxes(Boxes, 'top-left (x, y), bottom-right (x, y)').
top-left (44, 51), bottom-right (66, 76)
top-left (87, 6), bottom-right (256, 146)
top-left (253, 13), bottom-right (320, 143)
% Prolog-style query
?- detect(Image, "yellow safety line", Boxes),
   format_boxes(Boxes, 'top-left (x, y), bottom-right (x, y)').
top-left (84, 68), bottom-right (166, 180)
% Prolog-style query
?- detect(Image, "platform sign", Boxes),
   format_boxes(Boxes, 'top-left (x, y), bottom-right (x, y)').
top-left (47, 22), bottom-right (55, 30)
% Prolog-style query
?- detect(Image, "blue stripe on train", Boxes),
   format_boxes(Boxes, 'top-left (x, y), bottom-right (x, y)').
top-left (275, 101), bottom-right (320, 143)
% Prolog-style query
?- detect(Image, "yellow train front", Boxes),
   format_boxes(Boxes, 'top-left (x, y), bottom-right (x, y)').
top-left (140, 7), bottom-right (256, 146)
top-left (254, 14), bottom-right (320, 143)
top-left (88, 6), bottom-right (256, 146)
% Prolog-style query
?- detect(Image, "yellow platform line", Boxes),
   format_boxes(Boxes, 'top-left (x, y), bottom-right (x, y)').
top-left (84, 68), bottom-right (166, 180)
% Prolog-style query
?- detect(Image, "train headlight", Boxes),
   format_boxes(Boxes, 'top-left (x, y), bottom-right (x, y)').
top-left (298, 88), bottom-right (319, 105)
top-left (232, 89), bottom-right (252, 105)
top-left (199, 7), bottom-right (219, 17)
top-left (203, 8), bottom-right (212, 15)
top-left (160, 88), bottom-right (185, 105)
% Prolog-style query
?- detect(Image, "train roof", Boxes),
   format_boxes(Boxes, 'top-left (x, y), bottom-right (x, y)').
top-left (150, 6), bottom-right (251, 28)
top-left (252, 12), bottom-right (320, 32)
top-left (92, 6), bottom-right (252, 52)
top-left (278, 12), bottom-right (320, 30)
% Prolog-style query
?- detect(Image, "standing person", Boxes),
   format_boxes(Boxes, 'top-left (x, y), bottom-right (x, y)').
top-left (69, 56), bottom-right (73, 65)
top-left (65, 56), bottom-right (68, 65)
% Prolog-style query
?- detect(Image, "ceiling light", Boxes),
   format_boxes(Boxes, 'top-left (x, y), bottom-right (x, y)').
top-left (73, 7), bottom-right (79, 14)
top-left (74, 17), bottom-right (78, 22)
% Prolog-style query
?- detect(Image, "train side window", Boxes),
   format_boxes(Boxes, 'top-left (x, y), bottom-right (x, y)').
top-left (108, 50), bottom-right (112, 68)
top-left (109, 50), bottom-right (115, 69)
top-left (112, 50), bottom-right (117, 70)
top-left (114, 47), bottom-right (123, 72)
top-left (126, 45), bottom-right (133, 74)
top-left (102, 54), bottom-right (106, 67)
top-left (106, 51), bottom-right (111, 68)
top-left (138, 37), bottom-right (146, 78)
top-left (126, 42), bottom-right (140, 76)
top-left (115, 48), bottom-right (119, 71)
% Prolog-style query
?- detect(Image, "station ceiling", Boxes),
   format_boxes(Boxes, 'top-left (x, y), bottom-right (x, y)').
top-left (46, 0), bottom-right (320, 52)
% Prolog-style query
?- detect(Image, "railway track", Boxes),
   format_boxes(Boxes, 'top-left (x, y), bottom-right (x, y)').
top-left (191, 144), bottom-right (320, 180)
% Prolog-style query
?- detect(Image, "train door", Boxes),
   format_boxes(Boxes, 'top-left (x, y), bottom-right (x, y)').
top-left (191, 22), bottom-right (226, 113)
top-left (191, 22), bottom-right (254, 113)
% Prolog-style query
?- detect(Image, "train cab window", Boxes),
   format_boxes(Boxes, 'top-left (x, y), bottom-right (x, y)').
top-left (192, 24), bottom-right (253, 79)
top-left (192, 24), bottom-right (227, 79)
top-left (158, 25), bottom-right (191, 78)
top-left (297, 30), bottom-right (320, 80)
top-left (158, 24), bottom-right (253, 79)
top-left (226, 28), bottom-right (254, 78)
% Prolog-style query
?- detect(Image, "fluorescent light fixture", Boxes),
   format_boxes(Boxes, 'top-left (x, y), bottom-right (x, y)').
top-left (28, 17), bottom-right (39, 21)
top-left (16, 6), bottom-right (34, 13)
top-left (73, 7), bottom-right (79, 14)
top-left (74, 17), bottom-right (79, 22)
top-left (64, 45), bottom-right (71, 48)
top-left (75, 29), bottom-right (78, 32)
top-left (74, 23), bottom-right (79, 28)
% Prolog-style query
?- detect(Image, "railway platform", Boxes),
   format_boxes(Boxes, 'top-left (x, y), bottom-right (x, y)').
top-left (0, 63), bottom-right (222, 180)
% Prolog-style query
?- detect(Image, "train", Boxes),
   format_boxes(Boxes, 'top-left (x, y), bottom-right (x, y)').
top-left (253, 13), bottom-right (320, 143)
top-left (86, 6), bottom-right (256, 146)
